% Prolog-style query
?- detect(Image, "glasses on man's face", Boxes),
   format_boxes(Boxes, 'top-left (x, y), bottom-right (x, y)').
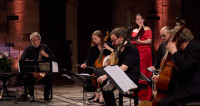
top-left (111, 38), bottom-right (118, 43)
top-left (160, 35), bottom-right (166, 37)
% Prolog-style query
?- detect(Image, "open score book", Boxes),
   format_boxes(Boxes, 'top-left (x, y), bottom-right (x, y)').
top-left (103, 65), bottom-right (138, 93)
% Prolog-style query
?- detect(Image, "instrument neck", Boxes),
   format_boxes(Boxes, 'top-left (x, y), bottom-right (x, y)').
top-left (159, 50), bottom-right (169, 72)
top-left (98, 47), bottom-right (104, 62)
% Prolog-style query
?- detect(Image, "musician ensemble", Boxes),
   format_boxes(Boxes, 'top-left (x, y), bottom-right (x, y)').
top-left (0, 12), bottom-right (200, 106)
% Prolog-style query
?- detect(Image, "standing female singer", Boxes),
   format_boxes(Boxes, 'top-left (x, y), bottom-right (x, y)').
top-left (80, 30), bottom-right (113, 103)
top-left (131, 13), bottom-right (153, 100)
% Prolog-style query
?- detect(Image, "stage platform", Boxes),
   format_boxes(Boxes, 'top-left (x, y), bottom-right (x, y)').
top-left (0, 84), bottom-right (136, 106)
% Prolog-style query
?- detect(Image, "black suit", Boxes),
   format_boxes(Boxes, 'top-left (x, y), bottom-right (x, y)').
top-left (20, 44), bottom-right (55, 98)
top-left (157, 40), bottom-right (200, 106)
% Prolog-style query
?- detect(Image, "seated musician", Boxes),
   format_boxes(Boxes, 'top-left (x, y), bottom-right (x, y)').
top-left (152, 27), bottom-right (200, 105)
top-left (20, 32), bottom-right (55, 102)
top-left (97, 27), bottom-right (141, 106)
top-left (148, 26), bottom-right (171, 72)
top-left (80, 30), bottom-right (113, 103)
top-left (148, 26), bottom-right (171, 85)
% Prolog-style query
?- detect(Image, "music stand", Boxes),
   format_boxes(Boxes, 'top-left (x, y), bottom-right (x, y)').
top-left (16, 61), bottom-right (53, 103)
top-left (62, 70), bottom-right (97, 105)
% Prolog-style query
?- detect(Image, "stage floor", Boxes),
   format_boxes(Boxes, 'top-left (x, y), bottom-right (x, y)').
top-left (0, 84), bottom-right (136, 106)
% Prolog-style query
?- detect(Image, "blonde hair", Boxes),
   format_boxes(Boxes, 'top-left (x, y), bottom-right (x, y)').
top-left (30, 32), bottom-right (41, 40)
top-left (91, 30), bottom-right (104, 47)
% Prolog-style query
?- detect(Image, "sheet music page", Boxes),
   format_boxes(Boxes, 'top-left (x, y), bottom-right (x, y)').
top-left (104, 65), bottom-right (138, 93)
top-left (52, 61), bottom-right (58, 72)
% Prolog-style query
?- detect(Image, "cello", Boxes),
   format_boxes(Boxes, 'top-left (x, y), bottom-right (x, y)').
top-left (152, 18), bottom-right (186, 106)
top-left (94, 31), bottom-right (110, 68)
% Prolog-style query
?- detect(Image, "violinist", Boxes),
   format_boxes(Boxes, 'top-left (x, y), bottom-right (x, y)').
top-left (154, 27), bottom-right (200, 106)
top-left (20, 32), bottom-right (55, 102)
top-left (80, 30), bottom-right (113, 103)
top-left (97, 27), bottom-right (140, 106)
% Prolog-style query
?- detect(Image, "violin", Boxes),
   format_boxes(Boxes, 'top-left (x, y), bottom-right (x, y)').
top-left (152, 17), bottom-right (186, 106)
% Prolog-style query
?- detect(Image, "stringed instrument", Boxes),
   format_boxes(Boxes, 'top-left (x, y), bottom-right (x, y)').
top-left (152, 18), bottom-right (186, 106)
top-left (104, 26), bottom-right (134, 66)
top-left (94, 31), bottom-right (110, 68)
top-left (32, 44), bottom-right (47, 80)
top-left (0, 89), bottom-right (3, 99)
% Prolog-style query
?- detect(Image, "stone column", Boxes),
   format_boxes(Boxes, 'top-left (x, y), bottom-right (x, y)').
top-left (66, 0), bottom-right (79, 73)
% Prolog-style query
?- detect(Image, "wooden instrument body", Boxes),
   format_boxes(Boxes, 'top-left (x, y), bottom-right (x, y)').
top-left (33, 72), bottom-right (46, 80)
top-left (95, 55), bottom-right (105, 68)
top-left (108, 52), bottom-right (119, 65)
top-left (152, 61), bottom-right (174, 106)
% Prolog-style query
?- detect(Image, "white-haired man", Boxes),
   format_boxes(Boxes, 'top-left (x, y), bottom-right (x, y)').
top-left (20, 32), bottom-right (55, 102)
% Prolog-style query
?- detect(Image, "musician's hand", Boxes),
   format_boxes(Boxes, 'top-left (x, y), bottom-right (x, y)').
top-left (151, 75), bottom-right (160, 83)
top-left (166, 42), bottom-right (177, 55)
top-left (103, 43), bottom-right (114, 52)
top-left (97, 75), bottom-right (107, 84)
top-left (148, 66), bottom-right (155, 71)
top-left (40, 50), bottom-right (49, 57)
top-left (80, 63), bottom-right (86, 69)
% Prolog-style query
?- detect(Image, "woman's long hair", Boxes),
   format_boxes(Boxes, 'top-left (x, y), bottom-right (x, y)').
top-left (91, 30), bottom-right (104, 47)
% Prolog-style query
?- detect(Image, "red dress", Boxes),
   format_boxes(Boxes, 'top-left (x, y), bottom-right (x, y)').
top-left (132, 29), bottom-right (153, 100)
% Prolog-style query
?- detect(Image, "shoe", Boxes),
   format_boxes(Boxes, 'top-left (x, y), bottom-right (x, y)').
top-left (44, 95), bottom-right (50, 101)
top-left (89, 99), bottom-right (99, 103)
top-left (29, 96), bottom-right (35, 102)
top-left (88, 95), bottom-right (95, 100)
top-left (102, 80), bottom-right (114, 91)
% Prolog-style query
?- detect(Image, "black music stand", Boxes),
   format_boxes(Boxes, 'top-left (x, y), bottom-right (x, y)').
top-left (62, 70), bottom-right (97, 105)
top-left (16, 61), bottom-right (52, 103)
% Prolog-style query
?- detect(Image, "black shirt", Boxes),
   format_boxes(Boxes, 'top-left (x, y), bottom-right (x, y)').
top-left (118, 41), bottom-right (140, 83)
top-left (84, 42), bottom-right (113, 67)
top-left (159, 40), bottom-right (200, 105)
top-left (20, 44), bottom-right (55, 61)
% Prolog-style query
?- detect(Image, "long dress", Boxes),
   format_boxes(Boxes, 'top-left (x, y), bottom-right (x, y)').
top-left (132, 29), bottom-right (153, 100)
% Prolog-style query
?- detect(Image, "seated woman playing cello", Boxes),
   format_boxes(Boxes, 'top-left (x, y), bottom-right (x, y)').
top-left (80, 30), bottom-right (113, 103)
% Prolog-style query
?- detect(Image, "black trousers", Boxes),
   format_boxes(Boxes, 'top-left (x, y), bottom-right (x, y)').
top-left (24, 73), bottom-right (52, 97)
top-left (100, 79), bottom-right (117, 106)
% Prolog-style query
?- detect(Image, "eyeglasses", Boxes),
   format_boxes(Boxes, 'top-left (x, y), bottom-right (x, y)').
top-left (111, 38), bottom-right (118, 43)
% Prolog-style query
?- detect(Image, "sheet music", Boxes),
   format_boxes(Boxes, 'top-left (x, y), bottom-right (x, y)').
top-left (52, 61), bottom-right (58, 72)
top-left (104, 65), bottom-right (138, 93)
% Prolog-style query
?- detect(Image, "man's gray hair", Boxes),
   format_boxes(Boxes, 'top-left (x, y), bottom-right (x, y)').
top-left (30, 32), bottom-right (41, 40)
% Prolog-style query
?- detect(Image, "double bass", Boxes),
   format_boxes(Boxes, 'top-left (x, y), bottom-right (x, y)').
top-left (152, 18), bottom-right (186, 106)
